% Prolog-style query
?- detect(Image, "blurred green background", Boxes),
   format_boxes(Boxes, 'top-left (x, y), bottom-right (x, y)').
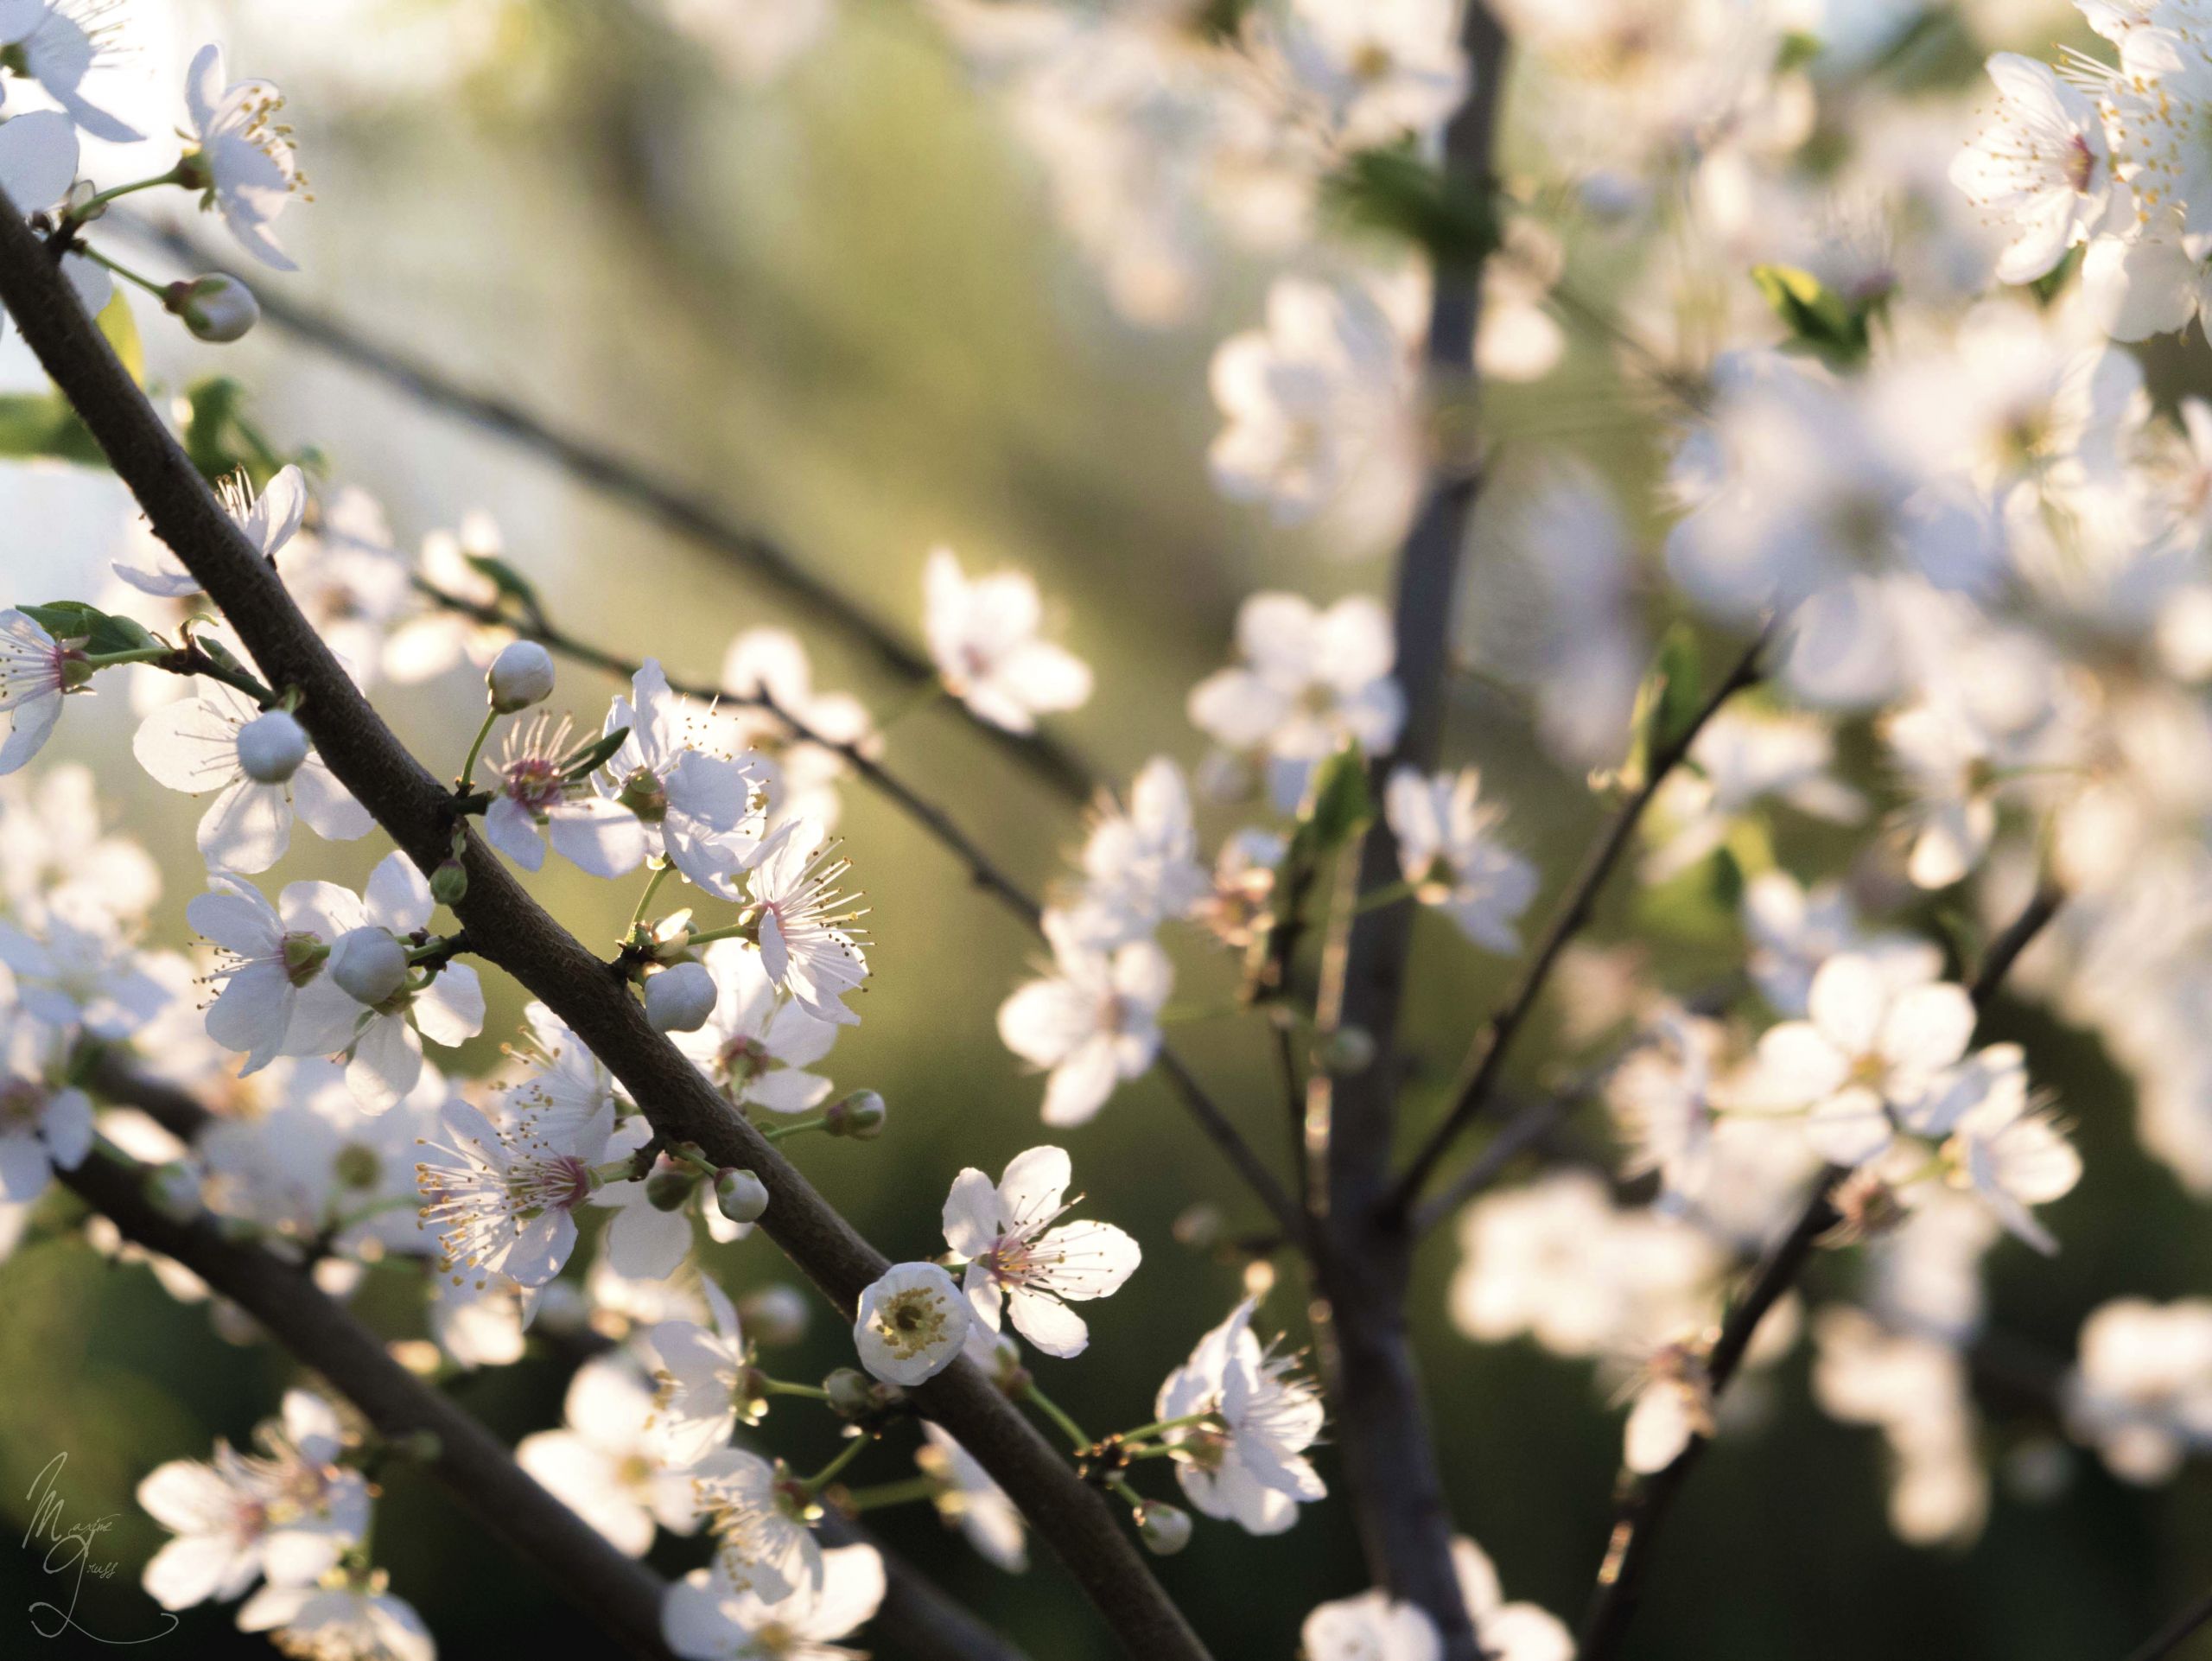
top-left (3, 3), bottom-right (2210, 1658)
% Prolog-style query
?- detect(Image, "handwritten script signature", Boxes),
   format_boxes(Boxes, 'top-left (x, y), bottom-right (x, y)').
top-left (22, 1454), bottom-right (177, 1645)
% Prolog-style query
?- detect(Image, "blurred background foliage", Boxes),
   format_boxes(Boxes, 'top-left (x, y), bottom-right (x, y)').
top-left (2, 2), bottom-right (2209, 1658)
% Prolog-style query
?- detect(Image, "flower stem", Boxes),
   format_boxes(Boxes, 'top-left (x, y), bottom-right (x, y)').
top-left (683, 913), bottom-right (760, 949)
top-left (760, 1379), bottom-right (831, 1401)
top-left (456, 707), bottom-right (499, 793)
top-left (73, 244), bottom-right (171, 300)
top-left (1111, 1410), bottom-right (1216, 1444)
top-left (1023, 1383), bottom-right (1091, 1452)
top-left (839, 1474), bottom-right (940, 1511)
top-left (61, 166), bottom-right (188, 228)
top-left (628, 862), bottom-right (672, 931)
top-left (803, 1435), bottom-right (872, 1494)
top-left (1353, 878), bottom-right (1420, 915)
top-left (760, 1116), bottom-right (829, 1143)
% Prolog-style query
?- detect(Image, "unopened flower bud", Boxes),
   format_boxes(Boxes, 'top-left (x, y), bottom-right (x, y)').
top-left (825, 1088), bottom-right (886, 1140)
top-left (645, 960), bottom-right (717, 1033)
top-left (645, 1165), bottom-right (699, 1212)
top-left (739, 1285), bottom-right (809, 1347)
top-left (486, 640), bottom-right (556, 713)
top-left (429, 859), bottom-right (468, 907)
top-left (714, 1167), bottom-right (770, 1225)
top-left (1135, 1501), bottom-right (1192, 1556)
top-left (235, 709), bottom-right (309, 784)
top-left (823, 1367), bottom-right (876, 1417)
top-left (166, 273), bottom-right (260, 342)
top-left (330, 926), bottom-right (410, 1007)
top-left (1317, 1024), bottom-right (1376, 1077)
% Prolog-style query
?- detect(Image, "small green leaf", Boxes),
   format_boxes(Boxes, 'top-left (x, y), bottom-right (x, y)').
top-left (464, 553), bottom-right (543, 618)
top-left (1775, 29), bottom-right (1822, 73)
top-left (1750, 264), bottom-right (1872, 366)
top-left (0, 391), bottom-right (103, 466)
top-left (1300, 742), bottom-right (1375, 856)
top-left (21, 601), bottom-right (161, 655)
top-left (1321, 142), bottom-right (1497, 272)
top-left (559, 726), bottom-right (631, 780)
top-left (1615, 625), bottom-right (1704, 793)
top-left (97, 290), bottom-right (143, 386)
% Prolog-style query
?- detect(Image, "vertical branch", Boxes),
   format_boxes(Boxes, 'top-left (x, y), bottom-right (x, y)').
top-left (1300, 9), bottom-right (1510, 1656)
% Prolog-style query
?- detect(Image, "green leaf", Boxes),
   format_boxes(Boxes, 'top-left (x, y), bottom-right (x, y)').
top-left (1775, 29), bottom-right (1823, 73)
top-left (1615, 625), bottom-right (1704, 793)
top-left (558, 725), bottom-right (631, 780)
top-left (464, 553), bottom-right (543, 619)
top-left (0, 391), bottom-right (103, 467)
top-left (179, 377), bottom-right (292, 487)
top-left (20, 601), bottom-right (161, 655)
top-left (97, 290), bottom-right (143, 387)
top-left (1321, 142), bottom-right (1497, 272)
top-left (1299, 742), bottom-right (1375, 857)
top-left (1750, 264), bottom-right (1873, 367)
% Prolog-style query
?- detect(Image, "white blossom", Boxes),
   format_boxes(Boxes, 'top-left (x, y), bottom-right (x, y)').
top-left (942, 1144), bottom-right (1141, 1359)
top-left (996, 912), bottom-right (1169, 1126)
top-left (922, 548), bottom-right (1092, 733)
top-left (1155, 1296), bottom-right (1325, 1535)
top-left (853, 1260), bottom-right (972, 1388)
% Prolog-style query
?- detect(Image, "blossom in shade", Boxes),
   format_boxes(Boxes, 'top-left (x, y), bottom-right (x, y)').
top-left (922, 548), bottom-right (1092, 733)
top-left (236, 1576), bottom-right (435, 1661)
top-left (188, 872), bottom-right (361, 1073)
top-left (0, 0), bottom-right (143, 142)
top-left (1300, 1590), bottom-right (1441, 1661)
top-left (917, 1423), bottom-right (1027, 1572)
top-left (518, 1354), bottom-right (697, 1558)
top-left (1451, 1536), bottom-right (1575, 1661)
top-left (854, 1261), bottom-right (972, 1387)
top-left (415, 1084), bottom-right (613, 1289)
top-left (0, 608), bottom-right (79, 775)
top-left (648, 1280), bottom-right (761, 1467)
top-left (671, 939), bottom-right (841, 1114)
top-left (1154, 1296), bottom-right (1326, 1535)
top-left (742, 819), bottom-right (868, 1026)
top-left (115, 467), bottom-right (308, 599)
top-left (942, 1145), bottom-right (1141, 1359)
top-left (1385, 767), bottom-right (1540, 953)
top-left (661, 1543), bottom-right (885, 1661)
top-left (596, 660), bottom-right (772, 898)
top-left (689, 1447), bottom-right (823, 1602)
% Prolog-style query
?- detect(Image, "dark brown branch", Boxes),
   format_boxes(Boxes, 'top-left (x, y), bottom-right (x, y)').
top-left (113, 213), bottom-right (1100, 806)
top-left (416, 581), bottom-right (1305, 1245)
top-left (1388, 628), bottom-right (1770, 1219)
top-left (58, 1149), bottom-right (675, 1660)
top-left (1575, 883), bottom-right (2068, 1661)
top-left (2124, 1585), bottom-right (2212, 1661)
top-left (0, 190), bottom-right (1209, 1661)
top-left (1294, 10), bottom-right (1510, 1656)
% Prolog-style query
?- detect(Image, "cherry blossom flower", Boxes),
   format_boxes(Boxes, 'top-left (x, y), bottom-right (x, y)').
top-left (942, 1145), bottom-right (1141, 1359)
top-left (0, 899), bottom-right (168, 1039)
top-left (1450, 1537), bottom-right (1575, 1661)
top-left (995, 912), bottom-right (1170, 1126)
top-left (134, 683), bottom-right (373, 874)
top-left (115, 467), bottom-right (308, 599)
top-left (916, 1423), bottom-right (1027, 1572)
top-left (662, 1543), bottom-right (885, 1661)
top-left (853, 1261), bottom-right (972, 1387)
top-left (1301, 1589), bottom-right (1441, 1661)
top-left (741, 819), bottom-right (868, 1026)
top-left (0, 763), bottom-right (162, 924)
top-left (1755, 953), bottom-right (1977, 1167)
top-left (0, 111), bottom-right (111, 315)
top-left (671, 939), bottom-right (840, 1114)
top-left (1206, 276), bottom-right (1418, 534)
top-left (1061, 756), bottom-right (1210, 949)
top-left (2065, 1297), bottom-right (2212, 1483)
top-left (188, 873), bottom-right (362, 1073)
top-left (0, 0), bottom-right (142, 142)
top-left (717, 627), bottom-right (876, 832)
top-left (0, 1012), bottom-right (91, 1202)
top-left (382, 513), bottom-right (514, 683)
top-left (1813, 1307), bottom-right (1988, 1545)
top-left (325, 856), bottom-right (485, 1111)
top-left (181, 43), bottom-right (307, 271)
top-left (0, 607), bottom-right (81, 774)
top-left (415, 1077), bottom-right (613, 1289)
top-left (484, 713), bottom-right (649, 877)
top-left (1911, 1047), bottom-right (2082, 1253)
top-left (236, 1575), bottom-right (435, 1661)
top-left (137, 1391), bottom-right (370, 1610)
top-left (1155, 1296), bottom-right (1325, 1535)
top-left (1642, 707), bottom-right (1866, 882)
top-left (1281, 0), bottom-right (1468, 149)
top-left (1950, 54), bottom-right (2118, 285)
top-left (649, 1281), bottom-right (760, 1467)
top-left (1385, 767), bottom-right (1540, 953)
top-left (596, 660), bottom-right (772, 898)
top-left (922, 548), bottom-right (1092, 734)
top-left (1187, 592), bottom-right (1404, 811)
top-left (518, 1354), bottom-right (697, 1558)
top-left (689, 1447), bottom-right (823, 1601)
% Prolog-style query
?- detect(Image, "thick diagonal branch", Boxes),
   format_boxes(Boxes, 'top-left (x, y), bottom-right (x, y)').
top-left (0, 189), bottom-right (1209, 1661)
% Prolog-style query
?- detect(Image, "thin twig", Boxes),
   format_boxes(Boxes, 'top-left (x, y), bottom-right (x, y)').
top-left (1388, 627), bottom-right (1770, 1219)
top-left (0, 188), bottom-right (1211, 1661)
top-left (1574, 882), bottom-right (2068, 1661)
top-left (112, 212), bottom-right (1101, 805)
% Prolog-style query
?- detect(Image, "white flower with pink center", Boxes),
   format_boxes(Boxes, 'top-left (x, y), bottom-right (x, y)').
top-left (942, 1144), bottom-right (1141, 1359)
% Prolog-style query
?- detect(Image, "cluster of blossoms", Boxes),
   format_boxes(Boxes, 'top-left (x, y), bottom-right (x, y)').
top-left (22, 0), bottom-right (2212, 1657)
